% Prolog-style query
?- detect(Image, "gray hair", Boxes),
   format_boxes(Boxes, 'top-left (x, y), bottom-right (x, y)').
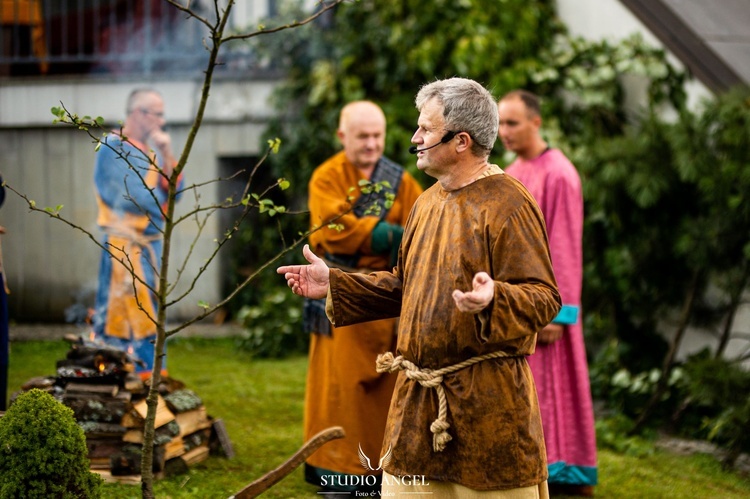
top-left (126, 87), bottom-right (161, 115)
top-left (415, 78), bottom-right (498, 156)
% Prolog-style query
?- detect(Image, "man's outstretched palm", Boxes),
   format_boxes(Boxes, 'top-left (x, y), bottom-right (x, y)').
top-left (452, 271), bottom-right (494, 313)
top-left (277, 244), bottom-right (330, 299)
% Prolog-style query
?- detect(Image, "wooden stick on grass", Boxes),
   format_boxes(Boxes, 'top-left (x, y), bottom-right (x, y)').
top-left (230, 426), bottom-right (346, 498)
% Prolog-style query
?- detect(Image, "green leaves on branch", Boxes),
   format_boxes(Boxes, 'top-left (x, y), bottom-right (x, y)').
top-left (267, 137), bottom-right (282, 154)
top-left (43, 205), bottom-right (64, 217)
top-left (249, 193), bottom-right (287, 217)
top-left (343, 180), bottom-right (398, 220)
top-left (357, 179), bottom-right (395, 215)
top-left (235, 178), bottom-right (291, 216)
top-left (50, 106), bottom-right (64, 120)
top-left (50, 105), bottom-right (105, 131)
top-left (24, 192), bottom-right (69, 218)
top-left (358, 178), bottom-right (391, 194)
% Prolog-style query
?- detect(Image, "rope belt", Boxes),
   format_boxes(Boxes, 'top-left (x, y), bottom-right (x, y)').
top-left (376, 350), bottom-right (515, 452)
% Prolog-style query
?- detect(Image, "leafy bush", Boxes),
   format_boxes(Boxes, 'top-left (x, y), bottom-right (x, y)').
top-left (0, 388), bottom-right (103, 498)
top-left (254, 0), bottom-right (563, 198)
top-left (236, 287), bottom-right (307, 358)
top-left (590, 342), bottom-right (750, 468)
top-left (584, 87), bottom-right (750, 455)
top-left (590, 339), bottom-right (686, 423)
top-left (676, 351), bottom-right (750, 467)
top-left (595, 415), bottom-right (655, 457)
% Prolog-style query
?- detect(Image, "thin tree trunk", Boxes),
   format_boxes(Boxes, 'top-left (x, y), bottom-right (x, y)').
top-left (138, 2), bottom-right (233, 496)
top-left (633, 269), bottom-right (700, 433)
top-left (132, 1), bottom-right (344, 495)
top-left (715, 262), bottom-right (750, 358)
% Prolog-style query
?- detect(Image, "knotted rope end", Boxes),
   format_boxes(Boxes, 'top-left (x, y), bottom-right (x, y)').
top-left (376, 351), bottom-right (398, 373)
top-left (430, 419), bottom-right (452, 452)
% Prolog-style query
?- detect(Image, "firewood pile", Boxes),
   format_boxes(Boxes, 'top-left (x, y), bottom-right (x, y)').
top-left (13, 334), bottom-right (233, 484)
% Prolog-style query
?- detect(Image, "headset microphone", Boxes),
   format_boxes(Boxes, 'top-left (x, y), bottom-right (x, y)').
top-left (408, 130), bottom-right (458, 154)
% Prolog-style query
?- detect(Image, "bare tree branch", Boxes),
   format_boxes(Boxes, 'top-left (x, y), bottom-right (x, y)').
top-left (163, 0), bottom-right (213, 30)
top-left (222, 0), bottom-right (345, 42)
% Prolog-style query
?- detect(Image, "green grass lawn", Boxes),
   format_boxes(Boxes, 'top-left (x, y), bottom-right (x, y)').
top-left (6, 337), bottom-right (750, 498)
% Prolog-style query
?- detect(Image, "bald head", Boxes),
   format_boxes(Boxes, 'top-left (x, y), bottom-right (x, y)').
top-left (338, 101), bottom-right (386, 133)
top-left (337, 101), bottom-right (387, 171)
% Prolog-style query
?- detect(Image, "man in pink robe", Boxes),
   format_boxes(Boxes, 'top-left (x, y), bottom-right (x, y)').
top-left (498, 90), bottom-right (597, 496)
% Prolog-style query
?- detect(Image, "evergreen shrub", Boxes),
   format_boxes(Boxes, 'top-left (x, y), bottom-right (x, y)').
top-left (0, 388), bottom-right (103, 498)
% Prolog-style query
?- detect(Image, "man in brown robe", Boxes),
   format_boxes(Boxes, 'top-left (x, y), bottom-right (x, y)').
top-left (279, 78), bottom-right (560, 497)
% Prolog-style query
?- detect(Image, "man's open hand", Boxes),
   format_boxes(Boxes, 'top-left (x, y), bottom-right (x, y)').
top-left (277, 244), bottom-right (330, 299)
top-left (452, 272), bottom-right (494, 313)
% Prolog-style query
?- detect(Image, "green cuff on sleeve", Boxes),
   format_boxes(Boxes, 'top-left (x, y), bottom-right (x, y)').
top-left (371, 221), bottom-right (403, 255)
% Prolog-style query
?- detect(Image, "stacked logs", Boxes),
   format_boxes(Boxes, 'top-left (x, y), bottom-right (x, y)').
top-left (15, 335), bottom-right (232, 483)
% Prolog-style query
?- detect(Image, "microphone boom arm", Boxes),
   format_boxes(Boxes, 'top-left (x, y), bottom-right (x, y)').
top-left (409, 130), bottom-right (458, 154)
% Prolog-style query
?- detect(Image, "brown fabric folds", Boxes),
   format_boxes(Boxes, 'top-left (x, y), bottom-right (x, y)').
top-left (329, 172), bottom-right (561, 490)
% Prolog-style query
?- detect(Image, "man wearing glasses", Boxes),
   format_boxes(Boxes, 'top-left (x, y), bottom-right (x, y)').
top-left (92, 88), bottom-right (183, 379)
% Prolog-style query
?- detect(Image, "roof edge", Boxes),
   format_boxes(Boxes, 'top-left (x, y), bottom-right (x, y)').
top-left (619, 0), bottom-right (743, 93)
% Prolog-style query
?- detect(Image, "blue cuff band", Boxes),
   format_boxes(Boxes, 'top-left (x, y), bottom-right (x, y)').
top-left (552, 305), bottom-right (579, 325)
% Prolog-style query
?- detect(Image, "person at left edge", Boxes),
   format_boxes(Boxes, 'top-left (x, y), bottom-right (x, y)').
top-left (303, 100), bottom-right (423, 493)
top-left (0, 174), bottom-right (8, 411)
top-left (92, 88), bottom-right (184, 379)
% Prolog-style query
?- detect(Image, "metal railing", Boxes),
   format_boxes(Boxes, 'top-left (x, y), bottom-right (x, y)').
top-left (0, 0), bottom-right (267, 77)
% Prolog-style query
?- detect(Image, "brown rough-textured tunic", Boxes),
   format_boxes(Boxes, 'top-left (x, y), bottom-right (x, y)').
top-left (328, 171), bottom-right (561, 491)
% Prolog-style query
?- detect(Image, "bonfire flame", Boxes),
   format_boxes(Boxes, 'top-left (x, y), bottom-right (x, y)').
top-left (94, 354), bottom-right (107, 373)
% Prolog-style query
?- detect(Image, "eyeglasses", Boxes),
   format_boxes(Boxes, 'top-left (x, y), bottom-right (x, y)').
top-left (139, 108), bottom-right (164, 118)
